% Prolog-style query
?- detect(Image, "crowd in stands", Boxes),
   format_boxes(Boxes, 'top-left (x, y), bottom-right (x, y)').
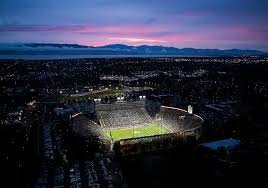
top-left (96, 100), bottom-right (145, 111)
top-left (71, 114), bottom-right (103, 140)
top-left (157, 107), bottom-right (203, 132)
top-left (98, 108), bottom-right (152, 129)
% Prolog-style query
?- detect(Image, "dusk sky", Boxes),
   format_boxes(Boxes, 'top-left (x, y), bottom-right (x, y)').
top-left (0, 0), bottom-right (268, 50)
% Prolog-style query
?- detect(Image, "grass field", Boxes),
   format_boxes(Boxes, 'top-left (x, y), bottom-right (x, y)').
top-left (70, 88), bottom-right (125, 100)
top-left (103, 124), bottom-right (172, 141)
top-left (55, 88), bottom-right (126, 100)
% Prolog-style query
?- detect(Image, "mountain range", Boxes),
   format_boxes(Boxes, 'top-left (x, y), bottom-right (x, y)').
top-left (0, 43), bottom-right (267, 57)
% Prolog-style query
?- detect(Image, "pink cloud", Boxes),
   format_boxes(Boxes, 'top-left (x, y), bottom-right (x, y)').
top-left (67, 24), bottom-right (268, 48)
top-left (2, 22), bottom-right (267, 49)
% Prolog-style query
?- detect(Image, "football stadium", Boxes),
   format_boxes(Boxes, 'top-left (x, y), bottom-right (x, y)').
top-left (96, 100), bottom-right (204, 142)
top-left (71, 99), bottom-right (204, 155)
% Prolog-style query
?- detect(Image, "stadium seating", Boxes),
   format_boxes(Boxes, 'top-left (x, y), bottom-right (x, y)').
top-left (71, 114), bottom-right (102, 139)
top-left (97, 101), bottom-right (152, 129)
top-left (156, 106), bottom-right (203, 132)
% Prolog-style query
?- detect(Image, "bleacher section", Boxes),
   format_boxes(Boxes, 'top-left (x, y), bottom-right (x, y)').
top-left (97, 101), bottom-right (152, 129)
top-left (71, 114), bottom-right (102, 140)
top-left (157, 106), bottom-right (203, 132)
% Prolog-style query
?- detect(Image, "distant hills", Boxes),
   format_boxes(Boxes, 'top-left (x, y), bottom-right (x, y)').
top-left (0, 43), bottom-right (267, 57)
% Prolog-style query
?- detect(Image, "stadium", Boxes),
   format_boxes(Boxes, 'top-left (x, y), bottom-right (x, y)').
top-left (96, 100), bottom-right (203, 151)
top-left (71, 99), bottom-right (204, 154)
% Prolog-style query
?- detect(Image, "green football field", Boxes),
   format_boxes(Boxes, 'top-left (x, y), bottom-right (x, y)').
top-left (103, 124), bottom-right (172, 141)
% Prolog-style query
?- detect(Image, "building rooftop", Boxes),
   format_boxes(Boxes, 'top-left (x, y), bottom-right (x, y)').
top-left (200, 138), bottom-right (240, 151)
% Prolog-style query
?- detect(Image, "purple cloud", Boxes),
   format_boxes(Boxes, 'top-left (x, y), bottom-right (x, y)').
top-left (0, 0), bottom-right (267, 50)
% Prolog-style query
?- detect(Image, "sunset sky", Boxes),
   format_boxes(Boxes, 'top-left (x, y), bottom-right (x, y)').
top-left (0, 0), bottom-right (267, 50)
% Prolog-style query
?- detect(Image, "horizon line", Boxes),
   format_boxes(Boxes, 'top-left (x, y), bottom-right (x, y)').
top-left (0, 42), bottom-right (267, 52)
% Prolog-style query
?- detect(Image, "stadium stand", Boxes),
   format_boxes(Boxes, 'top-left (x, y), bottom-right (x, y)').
top-left (156, 106), bottom-right (203, 132)
top-left (71, 114), bottom-right (102, 140)
top-left (97, 101), bottom-right (152, 129)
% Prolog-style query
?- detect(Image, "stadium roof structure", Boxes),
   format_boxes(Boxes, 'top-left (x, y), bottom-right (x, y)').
top-left (199, 138), bottom-right (240, 151)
